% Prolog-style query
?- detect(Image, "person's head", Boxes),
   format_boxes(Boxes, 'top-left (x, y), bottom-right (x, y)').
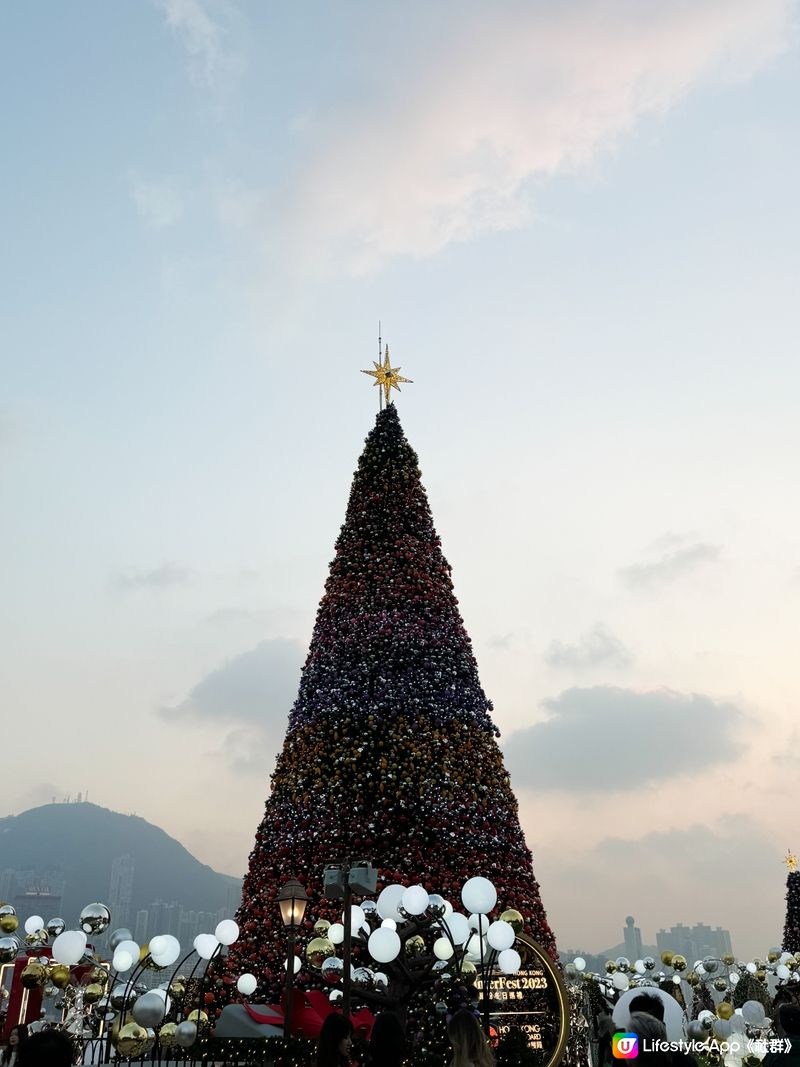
top-left (17, 1029), bottom-right (74, 1067)
top-left (629, 993), bottom-right (665, 1023)
top-left (317, 1012), bottom-right (354, 1066)
top-left (777, 1004), bottom-right (800, 1037)
top-left (629, 1011), bottom-right (667, 1041)
top-left (447, 1010), bottom-right (495, 1067)
top-left (8, 1026), bottom-right (28, 1047)
top-left (369, 1012), bottom-right (406, 1061)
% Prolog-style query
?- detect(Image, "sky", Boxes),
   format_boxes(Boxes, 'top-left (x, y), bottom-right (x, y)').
top-left (1, 0), bottom-right (799, 960)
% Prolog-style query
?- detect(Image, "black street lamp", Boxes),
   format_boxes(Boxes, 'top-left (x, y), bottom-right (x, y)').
top-left (277, 877), bottom-right (308, 1037)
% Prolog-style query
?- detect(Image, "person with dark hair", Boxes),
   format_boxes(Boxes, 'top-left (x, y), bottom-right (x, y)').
top-left (1, 1025), bottom-right (28, 1066)
top-left (447, 1010), bottom-right (495, 1067)
top-left (629, 993), bottom-right (665, 1023)
top-left (16, 1028), bottom-right (74, 1067)
top-left (364, 1012), bottom-right (406, 1067)
top-left (628, 1012), bottom-right (672, 1067)
top-left (316, 1013), bottom-right (355, 1067)
top-left (763, 1003), bottom-right (800, 1066)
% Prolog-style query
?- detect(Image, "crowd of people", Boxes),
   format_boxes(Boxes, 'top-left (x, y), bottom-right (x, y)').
top-left (314, 1009), bottom-right (495, 1067)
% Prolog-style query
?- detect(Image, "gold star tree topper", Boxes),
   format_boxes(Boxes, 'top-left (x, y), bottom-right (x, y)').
top-left (361, 344), bottom-right (412, 407)
top-left (786, 850), bottom-right (798, 873)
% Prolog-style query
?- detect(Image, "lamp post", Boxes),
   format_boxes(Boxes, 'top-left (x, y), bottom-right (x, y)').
top-left (277, 878), bottom-right (308, 1038)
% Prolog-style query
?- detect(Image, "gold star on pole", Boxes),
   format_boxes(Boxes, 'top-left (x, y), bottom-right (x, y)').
top-left (361, 344), bottom-right (412, 407)
top-left (786, 850), bottom-right (798, 873)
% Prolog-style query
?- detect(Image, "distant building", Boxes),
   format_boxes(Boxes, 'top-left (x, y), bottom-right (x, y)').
top-left (12, 887), bottom-right (63, 924)
top-left (109, 855), bottom-right (135, 931)
top-left (656, 922), bottom-right (733, 961)
top-left (134, 909), bottom-right (149, 945)
top-left (624, 916), bottom-right (643, 961)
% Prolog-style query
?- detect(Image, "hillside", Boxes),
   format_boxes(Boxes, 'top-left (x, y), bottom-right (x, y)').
top-left (0, 803), bottom-right (241, 923)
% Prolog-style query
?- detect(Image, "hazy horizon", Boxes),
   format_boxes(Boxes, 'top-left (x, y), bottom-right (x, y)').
top-left (2, 0), bottom-right (799, 961)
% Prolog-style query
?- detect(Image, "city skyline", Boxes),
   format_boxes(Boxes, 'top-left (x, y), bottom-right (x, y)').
top-left (2, 1), bottom-right (799, 958)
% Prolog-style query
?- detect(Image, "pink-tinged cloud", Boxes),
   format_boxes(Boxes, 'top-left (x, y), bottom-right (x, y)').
top-left (286, 0), bottom-right (795, 272)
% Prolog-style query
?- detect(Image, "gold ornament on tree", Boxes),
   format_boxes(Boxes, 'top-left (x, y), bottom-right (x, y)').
top-left (500, 909), bottom-right (524, 934)
top-left (306, 937), bottom-right (335, 970)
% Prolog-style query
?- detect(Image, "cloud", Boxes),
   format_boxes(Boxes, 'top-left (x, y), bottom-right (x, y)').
top-left (162, 637), bottom-right (304, 724)
top-left (162, 638), bottom-right (305, 775)
top-left (129, 175), bottom-right (185, 229)
top-left (504, 686), bottom-right (745, 792)
top-left (618, 542), bottom-right (721, 589)
top-left (545, 814), bottom-right (781, 956)
top-left (114, 562), bottom-right (191, 591)
top-left (283, 0), bottom-right (794, 272)
top-left (155, 0), bottom-right (243, 88)
top-left (545, 624), bottom-right (633, 670)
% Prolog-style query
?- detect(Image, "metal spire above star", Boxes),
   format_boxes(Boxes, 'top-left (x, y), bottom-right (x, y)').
top-left (361, 344), bottom-right (412, 407)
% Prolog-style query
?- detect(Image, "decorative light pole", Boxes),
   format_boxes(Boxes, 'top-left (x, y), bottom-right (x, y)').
top-left (277, 878), bottom-right (308, 1037)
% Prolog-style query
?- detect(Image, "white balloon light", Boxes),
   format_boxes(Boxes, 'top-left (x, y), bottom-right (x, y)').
top-left (115, 939), bottom-right (140, 966)
top-left (444, 913), bottom-right (470, 946)
top-left (52, 930), bottom-right (88, 966)
top-left (112, 949), bottom-right (134, 973)
top-left (461, 877), bottom-right (497, 915)
top-left (215, 920), bottom-right (239, 946)
top-left (344, 906), bottom-right (365, 930)
top-left (469, 913), bottom-right (489, 935)
top-left (487, 921), bottom-right (515, 952)
top-left (465, 934), bottom-right (484, 961)
top-left (376, 884), bottom-right (406, 922)
top-left (193, 934), bottom-right (219, 960)
top-left (237, 974), bottom-right (257, 996)
top-left (150, 935), bottom-right (181, 968)
top-left (368, 927), bottom-right (401, 964)
top-left (402, 886), bottom-right (429, 916)
top-left (777, 964), bottom-right (791, 981)
top-left (329, 923), bottom-right (345, 945)
top-left (149, 936), bottom-right (167, 958)
top-left (613, 972), bottom-right (630, 991)
top-left (380, 919), bottom-right (397, 930)
top-left (498, 948), bottom-right (521, 974)
top-left (634, 960), bottom-right (646, 975)
top-left (24, 916), bottom-right (44, 935)
top-left (433, 937), bottom-right (454, 960)
top-left (574, 957), bottom-right (586, 971)
top-left (442, 900), bottom-right (454, 917)
top-left (284, 956), bottom-right (301, 973)
top-left (742, 1000), bottom-right (765, 1025)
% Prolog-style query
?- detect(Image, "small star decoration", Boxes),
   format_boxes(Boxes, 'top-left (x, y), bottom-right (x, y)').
top-left (786, 850), bottom-right (798, 873)
top-left (361, 344), bottom-right (412, 406)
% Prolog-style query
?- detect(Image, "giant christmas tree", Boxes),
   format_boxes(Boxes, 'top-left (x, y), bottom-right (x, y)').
top-left (228, 399), bottom-right (557, 998)
top-left (782, 850), bottom-right (800, 954)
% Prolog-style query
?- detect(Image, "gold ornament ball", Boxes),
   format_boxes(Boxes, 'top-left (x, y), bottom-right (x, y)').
top-left (21, 962), bottom-right (47, 989)
top-left (306, 936), bottom-right (335, 970)
top-left (460, 960), bottom-right (477, 986)
top-left (786, 959), bottom-right (798, 972)
top-left (89, 966), bottom-right (108, 987)
top-left (50, 968), bottom-right (71, 990)
top-left (0, 939), bottom-right (19, 964)
top-left (169, 980), bottom-right (186, 999)
top-left (756, 969), bottom-right (766, 981)
top-left (314, 919), bottom-right (332, 937)
top-left (768, 951), bottom-right (779, 963)
top-left (188, 1009), bottom-right (209, 1026)
top-left (671, 955), bottom-right (687, 973)
top-left (722, 954), bottom-right (735, 966)
top-left (605, 961), bottom-right (617, 974)
top-left (0, 915), bottom-right (19, 934)
top-left (661, 951), bottom-right (674, 966)
top-left (500, 909), bottom-right (524, 935)
top-left (159, 1022), bottom-right (178, 1049)
top-left (713, 977), bottom-right (728, 992)
top-left (405, 935), bottom-right (426, 956)
top-left (114, 1021), bottom-right (149, 1057)
top-left (716, 1002), bottom-right (734, 1020)
top-left (686, 971), bottom-right (700, 987)
top-left (83, 982), bottom-right (104, 1004)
